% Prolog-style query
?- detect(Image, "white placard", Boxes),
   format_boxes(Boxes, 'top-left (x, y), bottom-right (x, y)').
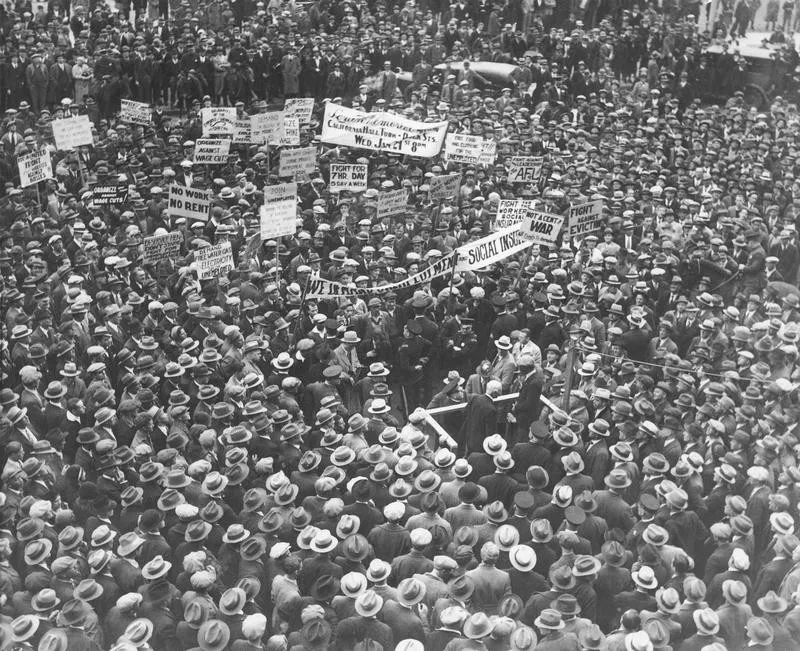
top-left (279, 147), bottom-right (316, 178)
top-left (377, 188), bottom-right (407, 219)
top-left (193, 139), bottom-right (231, 165)
top-left (18, 149), bottom-right (53, 187)
top-left (52, 116), bottom-right (93, 150)
top-left (120, 99), bottom-right (152, 125)
top-left (568, 199), bottom-right (605, 238)
top-left (260, 198), bottom-right (297, 240)
top-left (429, 173), bottom-right (461, 200)
top-left (143, 232), bottom-right (183, 264)
top-left (321, 103), bottom-right (448, 158)
top-left (264, 182), bottom-right (298, 204)
top-left (507, 156), bottom-right (542, 183)
top-left (251, 112), bottom-right (285, 144)
top-left (444, 133), bottom-right (491, 165)
top-left (201, 107), bottom-right (237, 137)
top-left (232, 118), bottom-right (253, 144)
top-left (279, 117), bottom-right (300, 146)
top-left (496, 199), bottom-right (538, 231)
top-left (329, 164), bottom-right (368, 192)
top-left (195, 241), bottom-right (234, 280)
top-left (168, 184), bottom-right (212, 221)
top-left (283, 98), bottom-right (315, 123)
top-left (519, 210), bottom-right (565, 245)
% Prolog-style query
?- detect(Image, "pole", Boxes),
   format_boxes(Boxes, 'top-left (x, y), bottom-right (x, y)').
top-left (561, 339), bottom-right (578, 414)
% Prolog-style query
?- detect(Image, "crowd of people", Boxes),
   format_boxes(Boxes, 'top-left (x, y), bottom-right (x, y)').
top-left (2, 0), bottom-right (800, 650)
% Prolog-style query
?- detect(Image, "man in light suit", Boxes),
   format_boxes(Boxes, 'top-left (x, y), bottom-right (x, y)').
top-left (490, 335), bottom-right (516, 393)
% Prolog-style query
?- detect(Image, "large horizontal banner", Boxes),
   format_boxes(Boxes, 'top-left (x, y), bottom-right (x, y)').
top-left (321, 103), bottom-right (448, 158)
top-left (307, 253), bottom-right (457, 298)
top-left (568, 199), bottom-right (604, 237)
top-left (18, 149), bottom-right (53, 187)
top-left (455, 224), bottom-right (533, 271)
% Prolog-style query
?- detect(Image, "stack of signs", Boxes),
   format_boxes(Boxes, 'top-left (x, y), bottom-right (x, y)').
top-left (429, 173), bottom-right (461, 200)
top-left (567, 199), bottom-right (605, 238)
top-left (507, 156), bottom-right (542, 184)
top-left (193, 139), bottom-right (232, 165)
top-left (92, 184), bottom-right (129, 205)
top-left (201, 107), bottom-right (237, 137)
top-left (52, 116), bottom-right (93, 150)
top-left (194, 241), bottom-right (234, 280)
top-left (377, 189), bottom-right (407, 219)
top-left (143, 232), bottom-right (183, 264)
top-left (519, 210), bottom-right (565, 246)
top-left (283, 98), bottom-right (315, 123)
top-left (328, 164), bottom-right (368, 192)
top-left (278, 147), bottom-right (316, 179)
top-left (168, 185), bottom-right (212, 222)
top-left (495, 200), bottom-right (538, 231)
top-left (120, 99), bottom-right (152, 125)
top-left (17, 149), bottom-right (53, 187)
top-left (260, 199), bottom-right (297, 240)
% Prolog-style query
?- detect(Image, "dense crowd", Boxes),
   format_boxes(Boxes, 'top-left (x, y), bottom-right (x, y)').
top-left (2, 0), bottom-right (800, 650)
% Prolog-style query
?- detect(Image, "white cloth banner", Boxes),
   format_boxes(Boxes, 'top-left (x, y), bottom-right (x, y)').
top-left (321, 103), bottom-right (448, 158)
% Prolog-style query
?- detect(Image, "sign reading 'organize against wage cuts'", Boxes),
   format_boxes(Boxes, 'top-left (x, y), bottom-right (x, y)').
top-left (329, 164), bottom-right (368, 192)
top-left (195, 241), bottom-right (234, 280)
top-left (321, 103), bottom-right (448, 158)
top-left (92, 184), bottom-right (129, 205)
top-left (143, 232), bottom-right (183, 264)
top-left (568, 199), bottom-right (605, 237)
top-left (168, 184), bottom-right (212, 221)
top-left (507, 156), bottom-right (543, 183)
top-left (260, 198), bottom-right (297, 240)
top-left (429, 173), bottom-right (462, 200)
top-left (279, 147), bottom-right (316, 178)
top-left (18, 149), bottom-right (53, 187)
top-left (120, 99), bottom-right (152, 125)
top-left (52, 116), bottom-right (93, 150)
top-left (377, 189), bottom-right (407, 219)
top-left (193, 139), bottom-right (231, 165)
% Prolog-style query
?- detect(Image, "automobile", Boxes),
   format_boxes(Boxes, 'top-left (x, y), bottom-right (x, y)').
top-left (387, 61), bottom-right (523, 93)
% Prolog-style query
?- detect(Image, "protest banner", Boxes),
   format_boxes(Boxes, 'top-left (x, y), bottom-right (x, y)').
top-left (52, 116), bottom-right (93, 150)
top-left (329, 164), bottom-right (368, 192)
top-left (260, 198), bottom-right (297, 240)
top-left (279, 117), bottom-right (300, 146)
top-left (17, 149), bottom-right (53, 187)
top-left (143, 232), bottom-right (183, 264)
top-left (92, 184), bottom-right (129, 205)
top-left (429, 173), bottom-right (461, 200)
top-left (264, 182), bottom-right (298, 204)
top-left (193, 139), bottom-right (231, 165)
top-left (168, 184), bottom-right (212, 221)
top-left (120, 99), bottom-right (152, 125)
top-left (519, 210), bottom-right (565, 245)
top-left (201, 107), bottom-right (237, 136)
top-left (279, 147), bottom-right (316, 178)
top-left (568, 199), bottom-right (605, 237)
top-left (507, 156), bottom-right (542, 183)
top-left (479, 139), bottom-right (497, 166)
top-left (377, 188), bottom-right (407, 219)
top-left (307, 253), bottom-right (456, 298)
top-left (251, 112), bottom-right (285, 144)
top-left (321, 103), bottom-right (448, 158)
top-left (283, 98), bottom-right (315, 123)
top-left (455, 224), bottom-right (534, 271)
top-left (232, 118), bottom-right (253, 144)
top-left (444, 133), bottom-right (495, 165)
top-left (194, 241), bottom-right (234, 280)
top-left (495, 199), bottom-right (538, 231)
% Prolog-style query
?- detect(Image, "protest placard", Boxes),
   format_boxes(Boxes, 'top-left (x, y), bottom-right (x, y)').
top-left (168, 184), bottom-right (212, 221)
top-left (479, 140), bottom-right (497, 166)
top-left (251, 112), bottom-right (285, 144)
top-left (495, 200), bottom-right (538, 231)
top-left (264, 182), bottom-right (298, 204)
top-left (279, 117), bottom-right (300, 146)
top-left (279, 147), bottom-right (316, 178)
top-left (284, 98), bottom-right (315, 122)
top-left (456, 225), bottom-right (533, 271)
top-left (568, 199), bottom-right (605, 237)
top-left (444, 133), bottom-right (495, 165)
top-left (329, 164), bottom-right (368, 192)
top-left (52, 116), bottom-right (93, 150)
top-left (193, 139), bottom-right (231, 165)
top-left (17, 149), bottom-right (53, 187)
top-left (120, 99), bottom-right (152, 125)
top-left (377, 189), bottom-right (407, 219)
top-left (194, 241), bottom-right (234, 280)
top-left (429, 173), bottom-right (462, 200)
top-left (143, 232), bottom-right (183, 264)
top-left (519, 210), bottom-right (565, 245)
top-left (507, 157), bottom-right (542, 183)
top-left (92, 184), bottom-right (129, 205)
top-left (201, 107), bottom-right (237, 137)
top-left (232, 118), bottom-right (253, 144)
top-left (260, 198), bottom-right (297, 240)
top-left (321, 103), bottom-right (448, 158)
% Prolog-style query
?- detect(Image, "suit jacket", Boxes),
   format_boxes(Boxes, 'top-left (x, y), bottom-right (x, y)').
top-left (465, 562), bottom-right (512, 615)
top-left (379, 600), bottom-right (425, 642)
top-left (513, 372), bottom-right (543, 432)
top-left (457, 394), bottom-right (496, 454)
top-left (477, 473), bottom-right (520, 510)
top-left (592, 490), bottom-right (634, 532)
